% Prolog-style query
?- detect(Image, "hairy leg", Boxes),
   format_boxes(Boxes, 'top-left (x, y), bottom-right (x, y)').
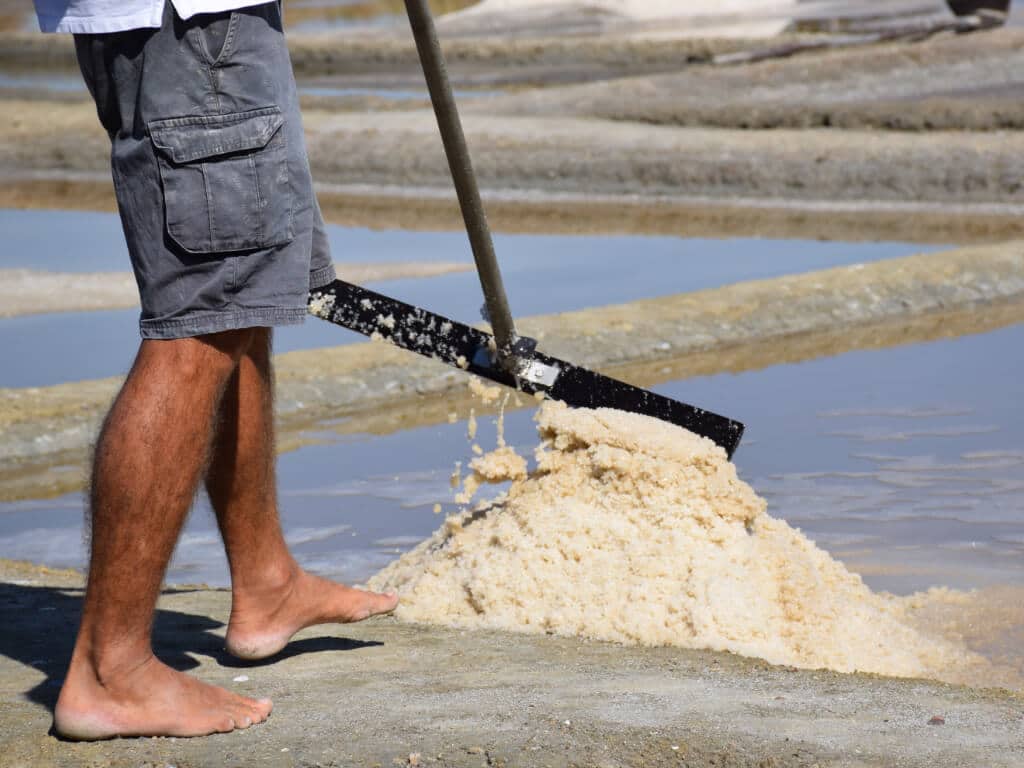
top-left (205, 328), bottom-right (397, 661)
top-left (54, 331), bottom-right (273, 740)
top-left (205, 328), bottom-right (291, 591)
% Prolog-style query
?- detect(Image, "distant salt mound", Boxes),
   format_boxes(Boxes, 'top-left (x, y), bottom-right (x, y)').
top-left (460, 0), bottom-right (795, 21)
top-left (370, 401), bottom-right (982, 679)
top-left (446, 0), bottom-right (797, 37)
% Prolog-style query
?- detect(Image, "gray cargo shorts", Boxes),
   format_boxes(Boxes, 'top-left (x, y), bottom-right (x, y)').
top-left (73, 1), bottom-right (335, 339)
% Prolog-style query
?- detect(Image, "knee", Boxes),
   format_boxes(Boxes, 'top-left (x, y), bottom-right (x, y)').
top-left (202, 327), bottom-right (260, 363)
top-left (140, 328), bottom-right (257, 384)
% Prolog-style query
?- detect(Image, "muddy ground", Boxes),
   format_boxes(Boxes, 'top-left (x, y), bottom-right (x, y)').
top-left (1, 559), bottom-right (1022, 768)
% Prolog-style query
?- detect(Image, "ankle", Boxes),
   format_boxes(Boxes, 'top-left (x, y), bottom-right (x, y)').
top-left (69, 640), bottom-right (156, 689)
top-left (230, 557), bottom-right (301, 597)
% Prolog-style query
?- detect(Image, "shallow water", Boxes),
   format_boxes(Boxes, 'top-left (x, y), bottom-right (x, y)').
top-left (0, 208), bottom-right (942, 387)
top-left (0, 71), bottom-right (87, 93)
top-left (658, 321), bottom-right (1024, 596)
top-left (1, 318), bottom-right (1022, 599)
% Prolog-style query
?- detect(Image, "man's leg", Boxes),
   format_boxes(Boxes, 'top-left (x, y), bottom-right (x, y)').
top-left (205, 328), bottom-right (397, 661)
top-left (54, 331), bottom-right (274, 740)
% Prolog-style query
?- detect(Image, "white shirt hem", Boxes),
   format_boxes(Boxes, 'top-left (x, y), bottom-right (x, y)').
top-left (35, 1), bottom-right (267, 34)
top-left (38, 10), bottom-right (164, 33)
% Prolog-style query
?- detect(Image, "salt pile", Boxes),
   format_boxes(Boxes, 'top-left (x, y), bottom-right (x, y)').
top-left (370, 401), bottom-right (980, 678)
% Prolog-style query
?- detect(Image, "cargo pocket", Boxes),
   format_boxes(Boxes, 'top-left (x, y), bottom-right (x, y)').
top-left (149, 107), bottom-right (293, 254)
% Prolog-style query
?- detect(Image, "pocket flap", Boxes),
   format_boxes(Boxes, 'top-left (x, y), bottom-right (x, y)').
top-left (149, 107), bottom-right (284, 164)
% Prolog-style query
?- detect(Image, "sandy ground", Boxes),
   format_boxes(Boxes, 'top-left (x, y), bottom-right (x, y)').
top-left (0, 559), bottom-right (1021, 768)
top-left (2, 241), bottom-right (1022, 502)
top-left (0, 263), bottom-right (471, 318)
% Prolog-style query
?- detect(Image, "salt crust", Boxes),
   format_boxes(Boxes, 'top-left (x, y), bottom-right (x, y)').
top-left (370, 401), bottom-right (981, 678)
top-left (308, 293), bottom-right (335, 319)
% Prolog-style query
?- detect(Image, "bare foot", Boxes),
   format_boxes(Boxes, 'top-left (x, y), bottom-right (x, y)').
top-left (54, 653), bottom-right (272, 740)
top-left (225, 567), bottom-right (398, 660)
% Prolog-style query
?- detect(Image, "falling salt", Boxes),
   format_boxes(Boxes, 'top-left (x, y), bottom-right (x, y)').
top-left (496, 392), bottom-right (510, 448)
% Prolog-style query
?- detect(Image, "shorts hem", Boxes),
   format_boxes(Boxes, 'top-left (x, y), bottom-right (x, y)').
top-left (139, 307), bottom-right (307, 339)
top-left (310, 263), bottom-right (336, 289)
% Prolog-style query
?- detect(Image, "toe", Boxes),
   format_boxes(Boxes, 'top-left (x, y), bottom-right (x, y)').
top-left (245, 701), bottom-right (268, 724)
top-left (345, 589), bottom-right (398, 622)
top-left (228, 703), bottom-right (255, 729)
top-left (243, 696), bottom-right (273, 721)
top-left (256, 697), bottom-right (274, 718)
top-left (370, 589), bottom-right (399, 615)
